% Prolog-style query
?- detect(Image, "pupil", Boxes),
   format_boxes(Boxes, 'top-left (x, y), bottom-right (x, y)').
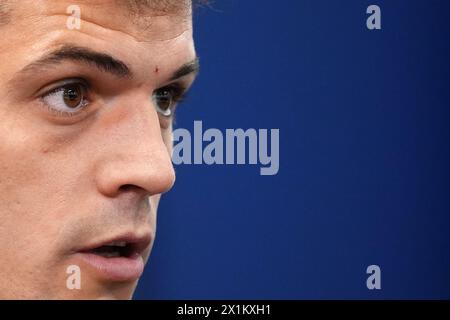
top-left (65, 89), bottom-right (78, 100)
top-left (158, 90), bottom-right (171, 110)
top-left (63, 86), bottom-right (81, 108)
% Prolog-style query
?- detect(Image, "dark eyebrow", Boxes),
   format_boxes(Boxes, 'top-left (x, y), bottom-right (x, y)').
top-left (19, 45), bottom-right (132, 78)
top-left (170, 57), bottom-right (200, 81)
top-left (12, 45), bottom-right (199, 85)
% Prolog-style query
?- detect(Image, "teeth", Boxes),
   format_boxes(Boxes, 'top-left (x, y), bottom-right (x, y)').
top-left (105, 241), bottom-right (127, 247)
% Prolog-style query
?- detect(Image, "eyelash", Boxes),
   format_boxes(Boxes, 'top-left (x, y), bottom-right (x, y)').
top-left (166, 84), bottom-right (188, 104)
top-left (40, 79), bottom-right (91, 118)
top-left (164, 85), bottom-right (189, 125)
top-left (160, 83), bottom-right (189, 114)
top-left (39, 79), bottom-right (188, 119)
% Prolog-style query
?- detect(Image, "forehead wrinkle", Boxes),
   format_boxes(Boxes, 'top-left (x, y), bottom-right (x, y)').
top-left (118, 0), bottom-right (192, 15)
top-left (0, 3), bottom-right (11, 26)
top-left (53, 5), bottom-right (192, 44)
top-left (2, 1), bottom-right (193, 44)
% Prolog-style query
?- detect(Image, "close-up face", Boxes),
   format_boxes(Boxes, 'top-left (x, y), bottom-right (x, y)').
top-left (0, 0), bottom-right (197, 299)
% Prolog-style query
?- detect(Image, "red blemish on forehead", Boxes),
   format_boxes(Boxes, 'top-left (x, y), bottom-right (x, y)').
top-left (154, 66), bottom-right (159, 74)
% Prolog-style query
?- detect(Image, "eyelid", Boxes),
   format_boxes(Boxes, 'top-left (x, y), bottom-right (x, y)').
top-left (39, 78), bottom-right (91, 97)
top-left (39, 79), bottom-right (91, 118)
top-left (37, 77), bottom-right (189, 121)
top-left (161, 82), bottom-right (188, 102)
top-left (154, 83), bottom-right (189, 120)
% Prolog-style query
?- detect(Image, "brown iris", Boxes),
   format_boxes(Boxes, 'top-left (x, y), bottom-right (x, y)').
top-left (62, 85), bottom-right (83, 109)
top-left (154, 87), bottom-right (174, 116)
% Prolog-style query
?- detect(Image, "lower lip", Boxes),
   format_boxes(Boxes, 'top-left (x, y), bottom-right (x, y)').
top-left (77, 252), bottom-right (144, 282)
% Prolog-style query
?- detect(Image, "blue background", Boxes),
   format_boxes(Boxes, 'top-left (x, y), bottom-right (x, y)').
top-left (135, 0), bottom-right (450, 299)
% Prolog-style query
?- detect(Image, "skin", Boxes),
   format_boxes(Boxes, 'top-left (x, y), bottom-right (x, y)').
top-left (0, 0), bottom-right (197, 299)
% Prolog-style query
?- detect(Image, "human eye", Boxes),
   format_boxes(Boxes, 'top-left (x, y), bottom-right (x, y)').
top-left (152, 83), bottom-right (187, 118)
top-left (41, 79), bottom-right (90, 117)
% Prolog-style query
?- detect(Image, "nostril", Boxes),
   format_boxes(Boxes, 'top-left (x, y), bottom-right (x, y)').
top-left (119, 184), bottom-right (137, 192)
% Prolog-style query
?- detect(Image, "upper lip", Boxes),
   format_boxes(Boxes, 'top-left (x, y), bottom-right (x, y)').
top-left (76, 232), bottom-right (152, 256)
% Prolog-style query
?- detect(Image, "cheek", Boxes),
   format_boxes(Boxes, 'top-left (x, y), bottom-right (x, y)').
top-left (0, 116), bottom-right (84, 253)
top-left (0, 121), bottom-right (47, 216)
top-left (0, 128), bottom-right (69, 210)
top-left (0, 126), bottom-right (69, 295)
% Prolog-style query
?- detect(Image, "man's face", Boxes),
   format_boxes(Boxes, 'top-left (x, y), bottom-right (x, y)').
top-left (0, 0), bottom-right (196, 299)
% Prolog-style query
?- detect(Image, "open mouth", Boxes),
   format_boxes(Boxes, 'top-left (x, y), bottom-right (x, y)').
top-left (76, 234), bottom-right (151, 281)
top-left (86, 241), bottom-right (136, 258)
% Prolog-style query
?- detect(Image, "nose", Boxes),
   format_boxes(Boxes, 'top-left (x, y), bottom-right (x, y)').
top-left (93, 95), bottom-right (176, 198)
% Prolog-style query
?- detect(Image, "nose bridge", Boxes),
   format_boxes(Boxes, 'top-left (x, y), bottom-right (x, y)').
top-left (94, 97), bottom-right (176, 198)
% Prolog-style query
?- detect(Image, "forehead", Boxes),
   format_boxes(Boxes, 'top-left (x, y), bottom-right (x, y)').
top-left (6, 0), bottom-right (193, 14)
top-left (3, 0), bottom-right (193, 41)
top-left (0, 0), bottom-right (196, 91)
top-left (114, 0), bottom-right (192, 14)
